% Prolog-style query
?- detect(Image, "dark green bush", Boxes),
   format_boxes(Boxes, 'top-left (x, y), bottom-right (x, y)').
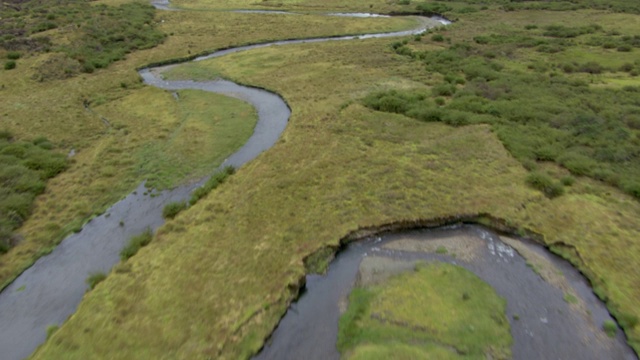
top-left (6, 52), bottom-right (20, 60)
top-left (0, 133), bottom-right (67, 252)
top-left (431, 34), bottom-right (445, 42)
top-left (4, 61), bottom-right (16, 70)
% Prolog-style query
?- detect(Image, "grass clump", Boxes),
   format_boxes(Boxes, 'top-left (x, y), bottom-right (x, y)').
top-left (189, 166), bottom-right (235, 205)
top-left (526, 172), bottom-right (564, 198)
top-left (85, 272), bottom-right (106, 290)
top-left (162, 201), bottom-right (187, 220)
top-left (45, 325), bottom-right (59, 340)
top-left (4, 60), bottom-right (15, 70)
top-left (338, 263), bottom-right (511, 358)
top-left (120, 229), bottom-right (153, 261)
top-left (603, 320), bottom-right (618, 338)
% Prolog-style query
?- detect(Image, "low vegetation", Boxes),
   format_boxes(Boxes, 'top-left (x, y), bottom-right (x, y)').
top-left (370, 19), bottom-right (640, 199)
top-left (119, 229), bottom-right (152, 261)
top-left (338, 263), bottom-right (511, 359)
top-left (189, 166), bottom-right (235, 205)
top-left (0, 132), bottom-right (67, 253)
top-left (85, 272), bottom-right (107, 290)
top-left (0, 0), bottom-right (165, 78)
top-left (162, 201), bottom-right (187, 219)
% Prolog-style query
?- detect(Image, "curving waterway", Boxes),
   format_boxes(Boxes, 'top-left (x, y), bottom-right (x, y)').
top-left (256, 225), bottom-right (637, 360)
top-left (0, 9), bottom-right (446, 360)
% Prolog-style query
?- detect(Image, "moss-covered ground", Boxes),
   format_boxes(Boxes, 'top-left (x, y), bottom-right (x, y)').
top-left (0, 0), bottom-right (635, 358)
top-left (338, 262), bottom-right (511, 359)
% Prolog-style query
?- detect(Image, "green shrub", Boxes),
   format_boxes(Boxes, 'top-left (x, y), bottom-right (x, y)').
top-left (526, 172), bottom-right (564, 198)
top-left (86, 272), bottom-right (107, 290)
top-left (431, 34), bottom-right (444, 42)
top-left (120, 229), bottom-right (152, 260)
top-left (4, 61), bottom-right (16, 70)
top-left (561, 176), bottom-right (575, 186)
top-left (432, 83), bottom-right (456, 96)
top-left (617, 45), bottom-right (632, 52)
top-left (162, 201), bottom-right (187, 219)
top-left (6, 52), bottom-right (20, 60)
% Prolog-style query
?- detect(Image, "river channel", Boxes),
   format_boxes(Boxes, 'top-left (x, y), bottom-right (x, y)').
top-left (0, 10), bottom-right (446, 360)
top-left (255, 225), bottom-right (637, 360)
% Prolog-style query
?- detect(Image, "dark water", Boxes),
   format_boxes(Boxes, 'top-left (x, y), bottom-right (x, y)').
top-left (0, 11), bottom-right (444, 360)
top-left (255, 225), bottom-right (637, 360)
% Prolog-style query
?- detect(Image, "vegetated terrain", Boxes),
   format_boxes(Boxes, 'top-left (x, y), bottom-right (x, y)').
top-left (0, 0), bottom-right (165, 77)
top-left (0, 0), bottom-right (412, 290)
top-left (368, 9), bottom-right (640, 200)
top-left (0, 132), bottom-right (67, 253)
top-left (3, 0), bottom-right (636, 359)
top-left (338, 262), bottom-right (511, 359)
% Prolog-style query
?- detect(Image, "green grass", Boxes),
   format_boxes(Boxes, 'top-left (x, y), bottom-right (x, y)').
top-left (0, 0), bottom-right (165, 77)
top-left (603, 320), bottom-right (618, 338)
top-left (368, 16), bottom-right (640, 200)
top-left (0, 133), bottom-right (68, 253)
top-left (85, 272), bottom-right (107, 290)
top-left (162, 201), bottom-right (187, 220)
top-left (338, 263), bottom-right (511, 359)
top-left (45, 325), bottom-right (59, 340)
top-left (564, 293), bottom-right (578, 304)
top-left (119, 230), bottom-right (152, 261)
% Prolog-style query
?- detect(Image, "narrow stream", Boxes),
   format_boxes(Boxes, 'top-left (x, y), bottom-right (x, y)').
top-left (256, 225), bottom-right (637, 360)
top-left (0, 11), bottom-right (444, 360)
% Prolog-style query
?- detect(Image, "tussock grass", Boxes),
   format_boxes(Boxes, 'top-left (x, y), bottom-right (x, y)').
top-left (162, 201), bottom-right (187, 220)
top-left (85, 272), bottom-right (106, 290)
top-left (119, 230), bottom-right (152, 261)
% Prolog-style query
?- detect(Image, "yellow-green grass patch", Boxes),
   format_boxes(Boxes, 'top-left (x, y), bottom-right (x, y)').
top-left (338, 262), bottom-right (511, 359)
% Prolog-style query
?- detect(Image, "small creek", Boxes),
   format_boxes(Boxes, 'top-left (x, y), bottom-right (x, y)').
top-left (0, 11), bottom-right (445, 360)
top-left (255, 225), bottom-right (637, 360)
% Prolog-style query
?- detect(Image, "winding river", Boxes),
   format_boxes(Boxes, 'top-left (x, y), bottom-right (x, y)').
top-left (0, 9), bottom-right (446, 360)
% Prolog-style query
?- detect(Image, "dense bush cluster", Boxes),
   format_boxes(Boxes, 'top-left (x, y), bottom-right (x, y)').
top-left (431, 0), bottom-right (640, 14)
top-left (0, 131), bottom-right (67, 253)
top-left (369, 14), bottom-right (640, 199)
top-left (0, 0), bottom-right (165, 76)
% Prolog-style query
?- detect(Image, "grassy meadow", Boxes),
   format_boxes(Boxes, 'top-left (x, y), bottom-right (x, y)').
top-left (0, 0), bottom-right (635, 358)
